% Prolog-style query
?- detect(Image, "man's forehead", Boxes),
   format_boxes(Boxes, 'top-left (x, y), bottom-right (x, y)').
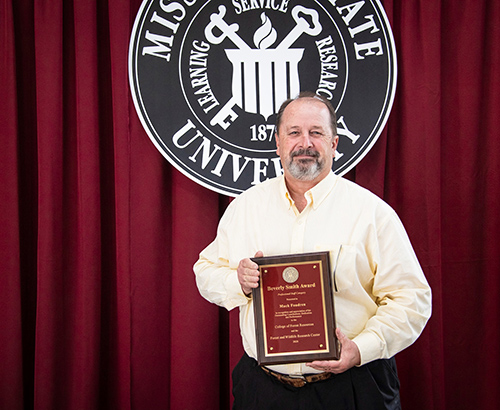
top-left (280, 100), bottom-right (332, 129)
top-left (283, 99), bottom-right (329, 118)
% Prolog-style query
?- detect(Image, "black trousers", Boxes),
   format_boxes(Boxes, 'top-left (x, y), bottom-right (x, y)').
top-left (232, 353), bottom-right (401, 410)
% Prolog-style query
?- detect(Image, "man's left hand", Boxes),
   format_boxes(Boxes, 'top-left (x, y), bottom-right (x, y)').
top-left (306, 328), bottom-right (361, 374)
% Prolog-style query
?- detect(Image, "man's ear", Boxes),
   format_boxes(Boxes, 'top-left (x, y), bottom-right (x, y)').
top-left (275, 132), bottom-right (280, 155)
top-left (332, 135), bottom-right (339, 153)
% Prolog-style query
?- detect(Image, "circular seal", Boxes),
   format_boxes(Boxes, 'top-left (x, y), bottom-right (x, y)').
top-left (282, 266), bottom-right (299, 283)
top-left (129, 0), bottom-right (397, 196)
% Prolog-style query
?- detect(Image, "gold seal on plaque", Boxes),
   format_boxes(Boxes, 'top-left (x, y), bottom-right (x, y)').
top-left (282, 267), bottom-right (299, 283)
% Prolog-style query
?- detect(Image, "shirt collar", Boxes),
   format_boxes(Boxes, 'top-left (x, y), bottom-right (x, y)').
top-left (280, 172), bottom-right (339, 211)
top-left (308, 172), bottom-right (339, 209)
top-left (278, 175), bottom-right (294, 210)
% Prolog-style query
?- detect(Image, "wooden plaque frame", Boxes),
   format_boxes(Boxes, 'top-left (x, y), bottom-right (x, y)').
top-left (251, 251), bottom-right (340, 365)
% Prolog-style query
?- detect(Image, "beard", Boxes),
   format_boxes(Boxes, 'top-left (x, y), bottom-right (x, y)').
top-left (286, 148), bottom-right (325, 181)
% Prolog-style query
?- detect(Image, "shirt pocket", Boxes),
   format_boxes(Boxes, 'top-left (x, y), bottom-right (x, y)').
top-left (314, 243), bottom-right (358, 292)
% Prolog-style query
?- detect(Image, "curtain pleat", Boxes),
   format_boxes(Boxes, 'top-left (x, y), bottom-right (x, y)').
top-left (1, 0), bottom-right (499, 409)
top-left (32, 1), bottom-right (66, 408)
top-left (357, 3), bottom-right (445, 409)
top-left (0, 0), bottom-right (24, 408)
top-left (440, 1), bottom-right (500, 408)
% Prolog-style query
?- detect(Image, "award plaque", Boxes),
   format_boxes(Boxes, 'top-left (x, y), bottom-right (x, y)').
top-left (251, 251), bottom-right (340, 365)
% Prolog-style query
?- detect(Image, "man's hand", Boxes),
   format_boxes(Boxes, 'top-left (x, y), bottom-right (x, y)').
top-left (306, 329), bottom-right (361, 374)
top-left (237, 251), bottom-right (264, 295)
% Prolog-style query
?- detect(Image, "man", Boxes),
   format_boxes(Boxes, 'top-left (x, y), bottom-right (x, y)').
top-left (194, 92), bottom-right (431, 409)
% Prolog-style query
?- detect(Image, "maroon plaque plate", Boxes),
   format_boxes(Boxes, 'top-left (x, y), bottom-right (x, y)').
top-left (251, 252), bottom-right (340, 365)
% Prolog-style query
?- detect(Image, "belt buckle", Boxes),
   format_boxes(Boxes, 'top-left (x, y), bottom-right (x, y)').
top-left (261, 366), bottom-right (330, 388)
top-left (289, 375), bottom-right (307, 388)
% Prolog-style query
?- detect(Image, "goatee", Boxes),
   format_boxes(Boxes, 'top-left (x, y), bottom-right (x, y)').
top-left (287, 148), bottom-right (325, 181)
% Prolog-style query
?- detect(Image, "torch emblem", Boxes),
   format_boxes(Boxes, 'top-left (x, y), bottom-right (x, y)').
top-left (205, 5), bottom-right (322, 120)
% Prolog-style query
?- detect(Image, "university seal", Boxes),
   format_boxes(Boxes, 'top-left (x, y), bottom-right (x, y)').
top-left (129, 0), bottom-right (397, 196)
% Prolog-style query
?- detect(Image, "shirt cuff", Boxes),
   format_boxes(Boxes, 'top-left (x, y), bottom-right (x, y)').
top-left (352, 331), bottom-right (384, 366)
top-left (225, 270), bottom-right (251, 308)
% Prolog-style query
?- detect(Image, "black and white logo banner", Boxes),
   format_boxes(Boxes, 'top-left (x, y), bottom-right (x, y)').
top-left (129, 0), bottom-right (397, 196)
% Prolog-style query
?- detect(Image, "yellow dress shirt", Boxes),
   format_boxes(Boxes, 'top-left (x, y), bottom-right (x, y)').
top-left (194, 172), bottom-right (431, 376)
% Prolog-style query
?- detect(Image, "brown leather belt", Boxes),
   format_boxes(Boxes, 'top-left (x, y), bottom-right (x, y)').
top-left (260, 366), bottom-right (332, 388)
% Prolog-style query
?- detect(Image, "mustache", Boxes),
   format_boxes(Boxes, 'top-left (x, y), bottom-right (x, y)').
top-left (290, 148), bottom-right (320, 159)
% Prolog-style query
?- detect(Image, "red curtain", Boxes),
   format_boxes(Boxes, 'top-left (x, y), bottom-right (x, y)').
top-left (1, 0), bottom-right (499, 409)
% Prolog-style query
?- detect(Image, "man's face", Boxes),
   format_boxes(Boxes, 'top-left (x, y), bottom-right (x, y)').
top-left (276, 98), bottom-right (338, 182)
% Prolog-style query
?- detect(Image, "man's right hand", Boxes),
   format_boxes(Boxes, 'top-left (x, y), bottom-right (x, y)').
top-left (237, 251), bottom-right (263, 295)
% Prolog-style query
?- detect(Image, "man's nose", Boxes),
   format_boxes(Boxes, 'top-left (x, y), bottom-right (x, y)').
top-left (298, 133), bottom-right (313, 148)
